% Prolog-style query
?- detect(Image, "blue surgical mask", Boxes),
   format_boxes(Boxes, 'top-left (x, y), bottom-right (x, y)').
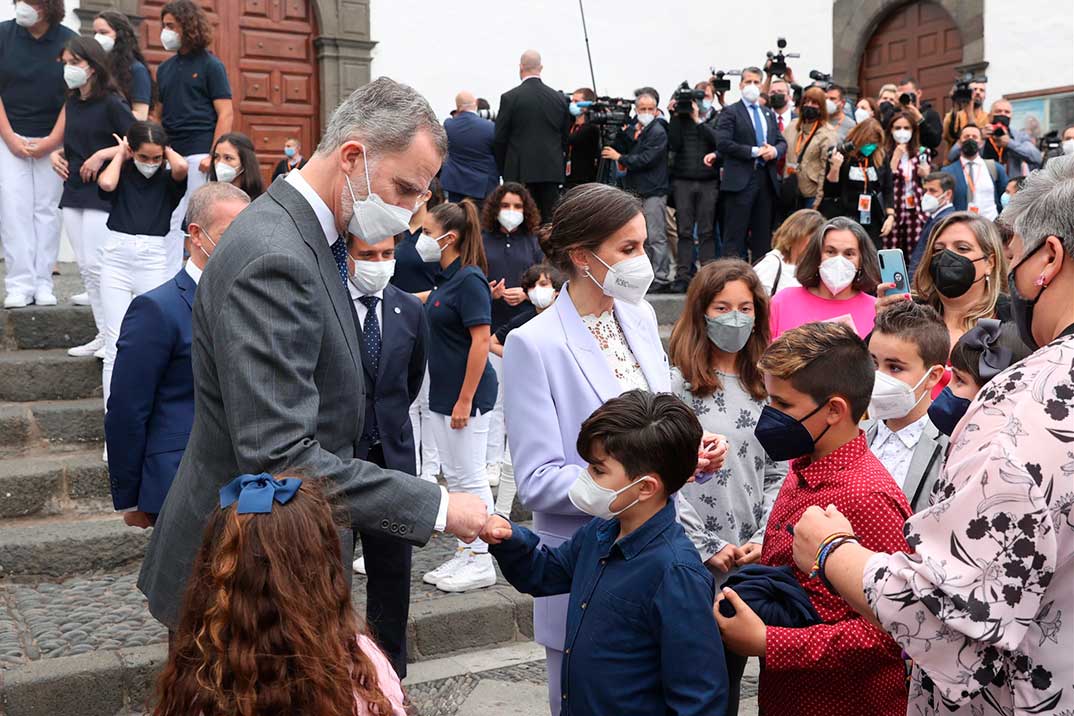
top-left (702, 98), bottom-right (714, 112)
top-left (927, 386), bottom-right (972, 436)
top-left (569, 102), bottom-right (583, 117)
top-left (754, 400), bottom-right (832, 461)
top-left (1000, 192), bottom-right (1011, 208)
top-left (284, 146), bottom-right (296, 158)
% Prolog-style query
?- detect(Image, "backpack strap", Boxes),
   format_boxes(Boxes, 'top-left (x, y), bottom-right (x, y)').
top-left (985, 159), bottom-right (998, 183)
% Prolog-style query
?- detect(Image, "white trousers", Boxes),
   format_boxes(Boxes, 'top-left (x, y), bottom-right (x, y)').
top-left (408, 367), bottom-right (441, 481)
top-left (166, 154), bottom-right (209, 273)
top-left (485, 352), bottom-right (507, 465)
top-left (0, 136), bottom-right (62, 297)
top-left (100, 232), bottom-right (172, 409)
top-left (428, 409), bottom-right (493, 552)
top-left (61, 207), bottom-right (110, 333)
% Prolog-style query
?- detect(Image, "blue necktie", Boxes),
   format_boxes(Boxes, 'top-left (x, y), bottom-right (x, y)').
top-left (750, 104), bottom-right (766, 149)
top-left (358, 295), bottom-right (381, 443)
top-left (330, 236), bottom-right (349, 289)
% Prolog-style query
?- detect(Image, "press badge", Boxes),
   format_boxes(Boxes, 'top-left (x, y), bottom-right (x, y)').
top-left (858, 194), bottom-right (872, 224)
top-left (968, 204), bottom-right (980, 214)
top-left (904, 193), bottom-right (916, 208)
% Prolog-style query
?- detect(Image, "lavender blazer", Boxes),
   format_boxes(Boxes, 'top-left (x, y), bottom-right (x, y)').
top-left (503, 284), bottom-right (702, 650)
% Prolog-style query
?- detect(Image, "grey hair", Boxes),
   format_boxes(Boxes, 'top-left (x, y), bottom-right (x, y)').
top-left (316, 76), bottom-right (448, 157)
top-left (186, 182), bottom-right (250, 229)
top-left (1002, 155), bottom-right (1074, 255)
top-left (742, 66), bottom-right (764, 79)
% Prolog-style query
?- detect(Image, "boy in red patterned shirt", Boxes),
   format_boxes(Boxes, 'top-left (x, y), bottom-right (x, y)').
top-left (714, 322), bottom-right (911, 716)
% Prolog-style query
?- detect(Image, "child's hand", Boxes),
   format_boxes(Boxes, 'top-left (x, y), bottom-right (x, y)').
top-left (714, 587), bottom-right (767, 657)
top-left (112, 133), bottom-right (131, 159)
top-left (695, 432), bottom-right (728, 475)
top-left (735, 542), bottom-right (763, 566)
top-left (480, 514), bottom-right (513, 545)
top-left (706, 543), bottom-right (741, 573)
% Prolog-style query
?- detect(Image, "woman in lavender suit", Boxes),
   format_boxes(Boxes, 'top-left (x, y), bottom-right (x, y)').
top-left (502, 184), bottom-right (725, 714)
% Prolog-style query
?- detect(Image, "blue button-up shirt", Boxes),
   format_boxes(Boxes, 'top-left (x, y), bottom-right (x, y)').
top-left (490, 500), bottom-right (728, 716)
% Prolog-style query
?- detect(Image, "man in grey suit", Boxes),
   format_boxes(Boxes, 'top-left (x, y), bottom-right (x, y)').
top-left (138, 78), bottom-right (490, 629)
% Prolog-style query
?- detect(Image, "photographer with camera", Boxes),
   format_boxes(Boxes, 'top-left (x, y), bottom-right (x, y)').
top-left (667, 82), bottom-right (720, 291)
top-left (939, 124), bottom-right (1007, 220)
top-left (565, 87), bottom-right (600, 188)
top-left (945, 100), bottom-right (1041, 177)
top-left (820, 118), bottom-right (895, 245)
top-left (601, 89), bottom-right (672, 291)
top-left (942, 78), bottom-right (988, 148)
top-left (781, 86), bottom-right (836, 211)
top-left (894, 77), bottom-right (942, 150)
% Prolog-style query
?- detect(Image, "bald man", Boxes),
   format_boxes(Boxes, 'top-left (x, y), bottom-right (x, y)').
top-left (493, 49), bottom-right (572, 221)
top-left (441, 89), bottom-right (499, 204)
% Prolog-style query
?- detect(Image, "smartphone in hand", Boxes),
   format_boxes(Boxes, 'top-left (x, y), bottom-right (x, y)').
top-left (878, 249), bottom-right (910, 297)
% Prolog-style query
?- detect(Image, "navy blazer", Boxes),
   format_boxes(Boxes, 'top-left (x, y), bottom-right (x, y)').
top-left (940, 159), bottom-right (1007, 216)
top-left (714, 100), bottom-right (787, 193)
top-left (440, 111), bottom-right (499, 200)
top-left (105, 268), bottom-right (196, 514)
top-left (354, 283), bottom-right (428, 474)
top-left (908, 204), bottom-right (957, 281)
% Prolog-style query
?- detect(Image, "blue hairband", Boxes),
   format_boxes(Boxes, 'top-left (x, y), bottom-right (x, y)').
top-left (219, 473), bottom-right (302, 514)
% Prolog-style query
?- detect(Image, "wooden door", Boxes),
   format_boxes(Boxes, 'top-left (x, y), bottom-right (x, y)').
top-left (858, 2), bottom-right (963, 116)
top-left (138, 0), bottom-right (320, 186)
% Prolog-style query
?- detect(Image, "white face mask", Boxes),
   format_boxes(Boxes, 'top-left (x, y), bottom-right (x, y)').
top-left (214, 162), bottom-right (240, 184)
top-left (133, 160), bottom-right (161, 179)
top-left (568, 470), bottom-right (652, 520)
top-left (345, 148), bottom-right (414, 244)
top-left (14, 1), bottom-right (39, 26)
top-left (892, 129), bottom-right (913, 145)
top-left (826, 99), bottom-right (840, 116)
top-left (819, 254), bottom-right (858, 295)
top-left (1063, 139), bottom-right (1074, 156)
top-left (498, 209), bottom-right (524, 233)
top-left (869, 368), bottom-right (935, 421)
top-left (160, 28), bottom-right (181, 52)
top-left (63, 65), bottom-right (89, 90)
top-left (94, 33), bottom-right (115, 53)
top-left (586, 251), bottom-right (654, 305)
top-left (740, 83), bottom-right (760, 103)
top-left (349, 258), bottom-right (396, 295)
top-left (636, 112), bottom-right (655, 127)
top-left (854, 107), bottom-right (872, 124)
top-left (920, 193), bottom-right (940, 215)
top-left (527, 285), bottom-right (555, 309)
top-left (415, 231), bottom-right (448, 263)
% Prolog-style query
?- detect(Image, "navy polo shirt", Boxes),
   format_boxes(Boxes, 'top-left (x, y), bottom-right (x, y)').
top-left (0, 20), bottom-right (76, 137)
top-left (493, 304), bottom-right (536, 344)
top-left (156, 49), bottom-right (231, 156)
top-left (425, 258), bottom-right (497, 416)
top-left (391, 227), bottom-right (438, 293)
top-left (60, 93), bottom-right (135, 212)
top-left (129, 61), bottom-right (152, 106)
top-left (103, 162), bottom-right (187, 236)
top-left (482, 228), bottom-right (544, 331)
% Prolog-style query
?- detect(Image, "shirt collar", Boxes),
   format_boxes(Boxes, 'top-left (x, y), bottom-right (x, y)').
top-left (960, 155), bottom-right (980, 167)
top-left (876, 412), bottom-right (929, 450)
top-left (596, 499), bottom-right (677, 561)
top-left (435, 257), bottom-right (462, 282)
top-left (285, 169), bottom-right (338, 247)
top-left (347, 280), bottom-right (385, 302)
top-left (791, 431), bottom-right (870, 489)
top-left (184, 260), bottom-right (203, 285)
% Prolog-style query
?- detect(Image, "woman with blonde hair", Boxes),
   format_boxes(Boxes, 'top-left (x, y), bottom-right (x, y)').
top-left (752, 208), bottom-right (824, 295)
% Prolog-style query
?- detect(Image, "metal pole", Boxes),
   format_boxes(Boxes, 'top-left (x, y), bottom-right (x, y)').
top-left (578, 0), bottom-right (598, 94)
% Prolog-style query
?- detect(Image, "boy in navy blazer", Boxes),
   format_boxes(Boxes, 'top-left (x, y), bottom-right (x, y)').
top-left (346, 232), bottom-right (429, 678)
top-left (106, 183), bottom-right (251, 528)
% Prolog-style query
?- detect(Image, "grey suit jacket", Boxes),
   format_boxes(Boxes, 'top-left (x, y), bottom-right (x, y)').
top-left (863, 418), bottom-right (948, 514)
top-left (138, 179), bottom-right (442, 628)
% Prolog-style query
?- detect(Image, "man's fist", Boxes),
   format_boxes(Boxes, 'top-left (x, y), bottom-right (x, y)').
top-left (445, 493), bottom-right (489, 543)
top-left (480, 514), bottom-right (513, 545)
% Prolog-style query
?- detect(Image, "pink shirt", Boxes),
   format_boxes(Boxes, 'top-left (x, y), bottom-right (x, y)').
top-left (355, 634), bottom-right (407, 716)
top-left (769, 286), bottom-right (877, 340)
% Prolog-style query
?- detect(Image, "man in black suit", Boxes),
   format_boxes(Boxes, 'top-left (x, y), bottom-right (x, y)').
top-left (714, 66), bottom-right (787, 262)
top-left (493, 49), bottom-right (571, 222)
top-left (346, 232), bottom-right (428, 677)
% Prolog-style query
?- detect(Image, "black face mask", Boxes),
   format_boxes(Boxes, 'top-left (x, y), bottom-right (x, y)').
top-left (961, 139), bottom-right (979, 158)
top-left (929, 249), bottom-right (987, 298)
top-left (993, 115), bottom-right (1010, 128)
top-left (800, 105), bottom-right (820, 122)
top-left (769, 93), bottom-right (787, 110)
top-left (1007, 240), bottom-right (1053, 350)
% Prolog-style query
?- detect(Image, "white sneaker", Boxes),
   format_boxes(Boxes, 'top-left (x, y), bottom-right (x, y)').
top-left (422, 547), bottom-right (468, 585)
top-left (68, 334), bottom-right (104, 357)
top-left (33, 290), bottom-right (57, 306)
top-left (3, 293), bottom-right (30, 309)
top-left (71, 292), bottom-right (90, 306)
top-left (486, 463), bottom-right (501, 487)
top-left (436, 551), bottom-right (497, 593)
top-left (352, 556), bottom-right (367, 575)
top-left (93, 343), bottom-right (106, 359)
top-left (102, 445), bottom-right (108, 463)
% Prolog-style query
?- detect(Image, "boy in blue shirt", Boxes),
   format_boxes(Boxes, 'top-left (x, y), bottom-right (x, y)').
top-left (482, 390), bottom-right (728, 716)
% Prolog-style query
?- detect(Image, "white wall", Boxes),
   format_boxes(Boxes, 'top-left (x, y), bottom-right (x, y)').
top-left (983, 0), bottom-right (1074, 103)
top-left (370, 0), bottom-right (834, 121)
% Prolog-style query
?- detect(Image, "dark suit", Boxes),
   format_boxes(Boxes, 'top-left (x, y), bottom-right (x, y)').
top-left (105, 267), bottom-right (196, 515)
top-left (440, 111), bottom-right (499, 203)
top-left (940, 159), bottom-right (1008, 216)
top-left (494, 77), bottom-right (571, 221)
top-left (715, 100), bottom-right (787, 261)
top-left (908, 204), bottom-right (956, 281)
top-left (352, 282), bottom-right (428, 678)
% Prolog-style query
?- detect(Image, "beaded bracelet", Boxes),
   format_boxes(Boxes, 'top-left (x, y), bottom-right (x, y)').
top-left (808, 531), bottom-right (857, 579)
top-left (818, 536), bottom-right (860, 595)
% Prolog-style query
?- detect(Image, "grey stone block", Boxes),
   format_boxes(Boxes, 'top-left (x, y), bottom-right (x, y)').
top-left (0, 517), bottom-right (149, 577)
top-left (64, 455), bottom-right (111, 502)
top-left (411, 590), bottom-right (516, 658)
top-left (32, 399), bottom-right (104, 445)
top-left (0, 458), bottom-right (64, 519)
top-left (4, 306), bottom-right (96, 351)
top-left (0, 404), bottom-right (34, 452)
top-left (1, 650), bottom-right (126, 716)
top-left (505, 591), bottom-right (535, 639)
top-left (117, 644), bottom-right (167, 711)
top-left (0, 350), bottom-right (101, 402)
top-left (647, 294), bottom-right (685, 327)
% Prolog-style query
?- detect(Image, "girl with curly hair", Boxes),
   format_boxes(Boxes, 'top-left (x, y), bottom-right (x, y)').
top-left (91, 11), bottom-right (153, 119)
top-left (154, 474), bottom-right (406, 716)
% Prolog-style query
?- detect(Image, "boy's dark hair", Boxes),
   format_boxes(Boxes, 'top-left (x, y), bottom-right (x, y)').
top-left (872, 301), bottom-right (950, 368)
top-left (758, 322), bottom-right (875, 421)
top-left (949, 321), bottom-right (1032, 388)
top-left (520, 262), bottom-right (565, 292)
top-left (924, 171), bottom-right (955, 193)
top-left (576, 390), bottom-right (702, 495)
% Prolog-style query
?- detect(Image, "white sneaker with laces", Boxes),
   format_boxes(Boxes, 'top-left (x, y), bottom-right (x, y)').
top-left (352, 556), bottom-right (367, 575)
top-left (71, 292), bottom-right (90, 306)
top-left (68, 334), bottom-right (104, 358)
top-left (422, 547), bottom-right (467, 585)
top-left (436, 551), bottom-right (497, 593)
top-left (34, 290), bottom-right (57, 306)
top-left (486, 463), bottom-right (501, 487)
top-left (4, 293), bottom-right (30, 309)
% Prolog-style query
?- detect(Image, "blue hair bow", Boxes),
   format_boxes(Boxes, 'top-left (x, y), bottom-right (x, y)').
top-left (219, 473), bottom-right (302, 514)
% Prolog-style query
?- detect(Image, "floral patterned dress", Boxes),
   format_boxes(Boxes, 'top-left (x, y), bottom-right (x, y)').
top-left (863, 332), bottom-right (1074, 715)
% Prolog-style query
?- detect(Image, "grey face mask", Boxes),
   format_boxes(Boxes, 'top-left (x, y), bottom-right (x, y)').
top-left (705, 310), bottom-right (754, 353)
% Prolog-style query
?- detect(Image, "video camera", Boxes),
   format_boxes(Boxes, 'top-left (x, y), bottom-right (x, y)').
top-left (766, 37), bottom-right (800, 78)
top-left (989, 115), bottom-right (1010, 138)
top-left (673, 81), bottom-right (706, 115)
top-left (709, 69), bottom-right (740, 94)
top-left (952, 71), bottom-right (986, 106)
top-left (583, 96), bottom-right (635, 143)
top-left (809, 70), bottom-right (833, 91)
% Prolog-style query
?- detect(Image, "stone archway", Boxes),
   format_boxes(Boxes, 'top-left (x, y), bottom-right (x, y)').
top-left (832, 0), bottom-right (986, 98)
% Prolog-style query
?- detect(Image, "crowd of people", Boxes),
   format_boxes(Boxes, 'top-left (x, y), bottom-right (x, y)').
top-left (1, 3), bottom-right (1072, 714)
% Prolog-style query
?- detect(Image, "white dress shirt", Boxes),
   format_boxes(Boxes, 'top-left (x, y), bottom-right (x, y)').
top-left (743, 98), bottom-right (769, 157)
top-left (184, 259), bottom-right (203, 285)
top-left (871, 413), bottom-right (930, 489)
top-left (348, 281), bottom-right (384, 335)
top-left (285, 169), bottom-right (450, 531)
top-left (959, 155), bottom-right (997, 220)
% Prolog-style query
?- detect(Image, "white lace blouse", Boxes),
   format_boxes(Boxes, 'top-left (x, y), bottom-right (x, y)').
top-left (581, 311), bottom-right (650, 393)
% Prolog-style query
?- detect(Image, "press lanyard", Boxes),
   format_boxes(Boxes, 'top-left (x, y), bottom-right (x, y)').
top-left (795, 122), bottom-right (818, 160)
top-left (858, 159), bottom-right (869, 194)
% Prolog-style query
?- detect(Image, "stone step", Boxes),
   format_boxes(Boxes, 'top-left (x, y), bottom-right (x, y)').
top-left (0, 305), bottom-right (97, 352)
top-left (0, 449), bottom-right (111, 520)
top-left (0, 398), bottom-right (104, 457)
top-left (0, 515), bottom-right (150, 578)
top-left (0, 349), bottom-right (101, 402)
top-left (647, 293), bottom-right (686, 327)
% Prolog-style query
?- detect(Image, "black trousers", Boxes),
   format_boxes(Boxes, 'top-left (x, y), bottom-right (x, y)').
top-left (721, 169), bottom-right (775, 263)
top-left (673, 178), bottom-right (719, 280)
top-left (447, 191), bottom-right (485, 209)
top-left (354, 444), bottom-right (413, 678)
top-left (525, 181), bottom-right (561, 223)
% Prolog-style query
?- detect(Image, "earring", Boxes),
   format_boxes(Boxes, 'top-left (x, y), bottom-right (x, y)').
top-left (1035, 274), bottom-right (1047, 287)
top-left (984, 275), bottom-right (990, 288)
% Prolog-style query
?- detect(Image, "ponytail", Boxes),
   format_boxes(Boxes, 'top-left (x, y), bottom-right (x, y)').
top-left (430, 199), bottom-right (487, 275)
